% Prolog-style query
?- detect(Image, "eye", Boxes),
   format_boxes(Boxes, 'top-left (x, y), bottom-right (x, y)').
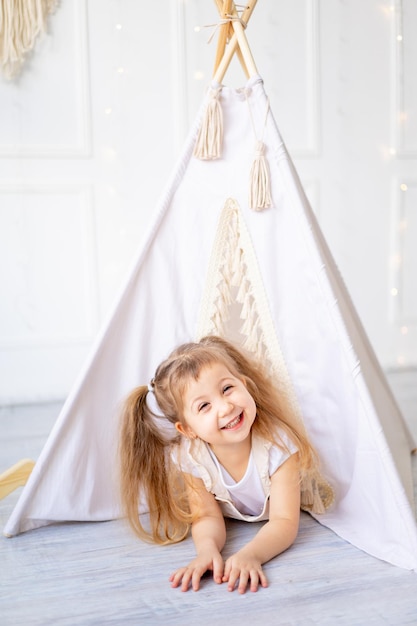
top-left (223, 384), bottom-right (233, 393)
top-left (198, 402), bottom-right (210, 412)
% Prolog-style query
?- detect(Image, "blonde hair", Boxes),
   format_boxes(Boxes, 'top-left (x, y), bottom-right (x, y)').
top-left (119, 335), bottom-right (329, 544)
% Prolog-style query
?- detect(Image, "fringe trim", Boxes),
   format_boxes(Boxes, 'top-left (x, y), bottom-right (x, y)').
top-left (196, 197), bottom-right (295, 396)
top-left (0, 0), bottom-right (58, 79)
top-left (300, 474), bottom-right (335, 515)
top-left (193, 86), bottom-right (223, 160)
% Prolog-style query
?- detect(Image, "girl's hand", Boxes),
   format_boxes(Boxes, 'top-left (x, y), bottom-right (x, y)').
top-left (169, 550), bottom-right (224, 592)
top-left (222, 549), bottom-right (268, 594)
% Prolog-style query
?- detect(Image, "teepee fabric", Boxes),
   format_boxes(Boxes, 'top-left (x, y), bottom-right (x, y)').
top-left (4, 75), bottom-right (417, 572)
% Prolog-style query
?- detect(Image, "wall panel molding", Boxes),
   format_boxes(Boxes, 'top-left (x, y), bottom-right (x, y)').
top-left (0, 0), bottom-right (91, 158)
top-left (392, 0), bottom-right (417, 158)
top-left (293, 0), bottom-right (321, 158)
top-left (258, 0), bottom-right (321, 158)
top-left (389, 178), bottom-right (417, 325)
top-left (170, 0), bottom-right (189, 155)
top-left (0, 183), bottom-right (99, 348)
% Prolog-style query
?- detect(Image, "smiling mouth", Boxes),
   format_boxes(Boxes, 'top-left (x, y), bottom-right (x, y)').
top-left (222, 413), bottom-right (243, 430)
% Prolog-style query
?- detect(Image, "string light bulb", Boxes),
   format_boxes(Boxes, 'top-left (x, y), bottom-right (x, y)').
top-left (390, 254), bottom-right (402, 269)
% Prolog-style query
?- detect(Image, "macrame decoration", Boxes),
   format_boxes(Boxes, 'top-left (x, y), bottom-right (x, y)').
top-left (196, 198), bottom-right (334, 514)
top-left (193, 0), bottom-right (256, 161)
top-left (196, 198), bottom-right (275, 364)
top-left (193, 85), bottom-right (224, 160)
top-left (0, 0), bottom-right (58, 79)
top-left (247, 96), bottom-right (272, 211)
top-left (192, 0), bottom-right (272, 209)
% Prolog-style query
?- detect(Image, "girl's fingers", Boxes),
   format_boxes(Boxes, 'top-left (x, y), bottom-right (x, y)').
top-left (245, 569), bottom-right (262, 593)
top-left (258, 569), bottom-right (268, 589)
top-left (191, 568), bottom-right (204, 591)
top-left (169, 567), bottom-right (187, 588)
top-left (235, 570), bottom-right (250, 593)
top-left (169, 566), bottom-right (205, 592)
top-left (171, 559), bottom-right (267, 594)
top-left (212, 554), bottom-right (225, 584)
top-left (223, 566), bottom-right (268, 594)
top-left (224, 566), bottom-right (245, 592)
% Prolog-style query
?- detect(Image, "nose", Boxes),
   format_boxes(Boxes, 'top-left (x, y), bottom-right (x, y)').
top-left (218, 399), bottom-right (233, 418)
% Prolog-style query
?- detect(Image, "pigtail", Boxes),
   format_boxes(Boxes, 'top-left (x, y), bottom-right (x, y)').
top-left (119, 385), bottom-right (190, 544)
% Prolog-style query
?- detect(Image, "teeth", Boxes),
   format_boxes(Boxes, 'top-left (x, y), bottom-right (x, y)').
top-left (223, 415), bottom-right (241, 429)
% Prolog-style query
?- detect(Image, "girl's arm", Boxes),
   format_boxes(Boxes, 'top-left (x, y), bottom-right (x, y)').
top-left (223, 452), bottom-right (301, 594)
top-left (169, 474), bottom-right (226, 592)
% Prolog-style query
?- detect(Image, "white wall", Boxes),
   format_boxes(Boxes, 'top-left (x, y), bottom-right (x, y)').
top-left (0, 0), bottom-right (415, 403)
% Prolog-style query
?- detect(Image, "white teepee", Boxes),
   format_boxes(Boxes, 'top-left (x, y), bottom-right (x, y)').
top-left (4, 4), bottom-right (417, 572)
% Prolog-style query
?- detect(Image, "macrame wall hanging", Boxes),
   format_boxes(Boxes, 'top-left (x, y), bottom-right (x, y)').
top-left (0, 0), bottom-right (58, 79)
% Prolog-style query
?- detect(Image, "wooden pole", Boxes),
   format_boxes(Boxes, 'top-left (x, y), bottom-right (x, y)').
top-left (213, 1), bottom-right (258, 84)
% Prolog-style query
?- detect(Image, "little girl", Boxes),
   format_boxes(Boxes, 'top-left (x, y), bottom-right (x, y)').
top-left (119, 335), bottom-right (331, 594)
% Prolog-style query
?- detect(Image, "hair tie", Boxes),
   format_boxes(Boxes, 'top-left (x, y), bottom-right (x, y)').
top-left (146, 384), bottom-right (161, 416)
top-left (145, 384), bottom-right (177, 439)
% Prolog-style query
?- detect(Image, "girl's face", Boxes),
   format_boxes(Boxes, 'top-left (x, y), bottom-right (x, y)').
top-left (176, 362), bottom-right (257, 452)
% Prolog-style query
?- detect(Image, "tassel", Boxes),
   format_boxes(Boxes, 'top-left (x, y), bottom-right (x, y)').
top-left (249, 140), bottom-right (272, 211)
top-left (193, 88), bottom-right (223, 160)
top-left (236, 277), bottom-right (250, 304)
top-left (231, 247), bottom-right (243, 285)
top-left (300, 475), bottom-right (335, 514)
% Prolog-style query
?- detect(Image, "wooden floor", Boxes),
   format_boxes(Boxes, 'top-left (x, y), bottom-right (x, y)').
top-left (1, 370), bottom-right (417, 626)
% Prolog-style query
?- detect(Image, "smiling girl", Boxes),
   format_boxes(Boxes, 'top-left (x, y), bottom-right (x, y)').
top-left (119, 335), bottom-right (332, 594)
